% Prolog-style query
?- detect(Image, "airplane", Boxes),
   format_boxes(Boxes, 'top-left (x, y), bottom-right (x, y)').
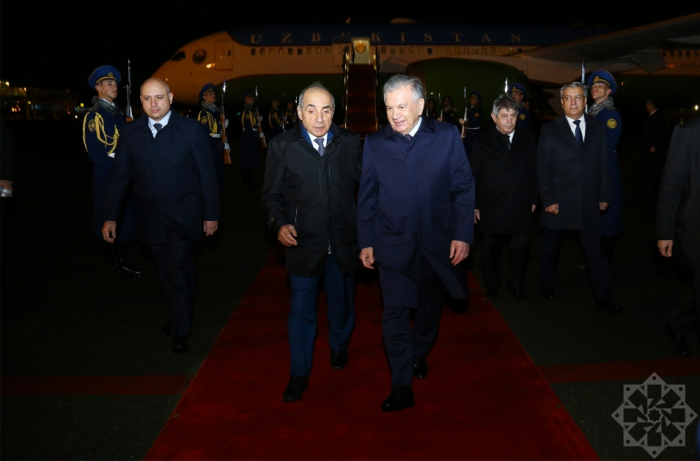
top-left (151, 15), bottom-right (700, 115)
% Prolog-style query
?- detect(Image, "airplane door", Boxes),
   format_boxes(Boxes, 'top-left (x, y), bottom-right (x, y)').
top-left (215, 40), bottom-right (233, 71)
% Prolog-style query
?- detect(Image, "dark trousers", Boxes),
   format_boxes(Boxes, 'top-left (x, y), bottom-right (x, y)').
top-left (149, 225), bottom-right (195, 338)
top-left (379, 254), bottom-right (443, 387)
top-left (288, 256), bottom-right (355, 378)
top-left (541, 227), bottom-right (613, 300)
top-left (482, 232), bottom-right (530, 289)
top-left (669, 267), bottom-right (699, 337)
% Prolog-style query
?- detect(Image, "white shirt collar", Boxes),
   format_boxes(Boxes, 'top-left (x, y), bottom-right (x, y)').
top-left (99, 97), bottom-right (115, 106)
top-left (306, 130), bottom-right (328, 152)
top-left (148, 111), bottom-right (172, 137)
top-left (565, 114), bottom-right (586, 139)
top-left (408, 117), bottom-right (422, 137)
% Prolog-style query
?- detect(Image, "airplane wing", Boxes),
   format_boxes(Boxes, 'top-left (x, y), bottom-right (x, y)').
top-left (521, 13), bottom-right (700, 73)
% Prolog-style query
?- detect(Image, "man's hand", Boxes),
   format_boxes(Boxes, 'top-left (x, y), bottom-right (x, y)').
top-left (658, 239), bottom-right (673, 257)
top-left (0, 179), bottom-right (13, 196)
top-left (102, 221), bottom-right (117, 243)
top-left (545, 203), bottom-right (559, 214)
top-left (203, 221), bottom-right (218, 236)
top-left (459, 118), bottom-right (466, 125)
top-left (532, 204), bottom-right (536, 213)
top-left (474, 209), bottom-right (481, 224)
top-left (450, 240), bottom-right (470, 266)
top-left (278, 224), bottom-right (298, 247)
top-left (599, 202), bottom-right (609, 211)
top-left (360, 247), bottom-right (375, 269)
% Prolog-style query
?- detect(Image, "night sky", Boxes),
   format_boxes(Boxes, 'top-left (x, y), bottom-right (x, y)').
top-left (1, 1), bottom-right (697, 102)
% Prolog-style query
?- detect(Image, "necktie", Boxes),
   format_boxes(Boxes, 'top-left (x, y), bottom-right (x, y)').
top-left (314, 137), bottom-right (325, 156)
top-left (503, 134), bottom-right (511, 150)
top-left (154, 123), bottom-right (163, 133)
top-left (573, 120), bottom-right (583, 147)
top-left (404, 134), bottom-right (412, 142)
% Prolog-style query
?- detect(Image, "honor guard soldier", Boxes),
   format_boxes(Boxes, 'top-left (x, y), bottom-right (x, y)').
top-left (83, 65), bottom-right (141, 280)
top-left (439, 95), bottom-right (459, 127)
top-left (425, 98), bottom-right (438, 119)
top-left (459, 90), bottom-right (483, 159)
top-left (240, 90), bottom-right (262, 187)
top-left (511, 83), bottom-right (530, 130)
top-left (268, 97), bottom-right (284, 141)
top-left (197, 83), bottom-right (227, 191)
top-left (283, 100), bottom-right (297, 131)
top-left (588, 70), bottom-right (623, 263)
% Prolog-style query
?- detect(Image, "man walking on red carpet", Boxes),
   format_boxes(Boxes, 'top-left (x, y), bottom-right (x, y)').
top-left (357, 75), bottom-right (475, 412)
top-left (263, 82), bottom-right (362, 402)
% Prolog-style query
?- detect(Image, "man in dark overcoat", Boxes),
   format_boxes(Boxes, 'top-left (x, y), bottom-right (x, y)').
top-left (83, 65), bottom-right (141, 280)
top-left (263, 83), bottom-right (362, 403)
top-left (357, 75), bottom-right (475, 412)
top-left (537, 81), bottom-right (621, 314)
top-left (472, 94), bottom-right (537, 302)
top-left (640, 99), bottom-right (667, 200)
top-left (657, 116), bottom-right (700, 356)
top-left (103, 78), bottom-right (220, 353)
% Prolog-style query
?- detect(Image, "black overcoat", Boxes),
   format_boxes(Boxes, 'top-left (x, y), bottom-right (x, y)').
top-left (537, 115), bottom-right (609, 230)
top-left (104, 111), bottom-right (220, 244)
top-left (471, 126), bottom-right (538, 235)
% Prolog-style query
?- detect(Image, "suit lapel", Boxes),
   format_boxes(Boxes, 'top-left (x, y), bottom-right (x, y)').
top-left (558, 115), bottom-right (582, 151)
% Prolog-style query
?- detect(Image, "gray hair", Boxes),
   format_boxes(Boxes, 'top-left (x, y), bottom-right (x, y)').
top-left (492, 94), bottom-right (518, 115)
top-left (559, 81), bottom-right (587, 98)
top-left (383, 74), bottom-right (424, 103)
top-left (298, 82), bottom-right (335, 110)
top-left (140, 77), bottom-right (171, 94)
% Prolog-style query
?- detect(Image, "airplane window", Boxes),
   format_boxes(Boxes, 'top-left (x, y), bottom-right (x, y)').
top-left (670, 50), bottom-right (675, 57)
top-left (269, 48), bottom-right (274, 55)
top-left (316, 47), bottom-right (321, 54)
top-left (251, 48), bottom-right (256, 56)
top-left (509, 47), bottom-right (513, 53)
top-left (687, 50), bottom-right (691, 58)
top-left (695, 50), bottom-right (699, 58)
top-left (409, 47), bottom-right (414, 53)
top-left (418, 47), bottom-right (422, 53)
top-left (279, 47), bottom-right (284, 54)
top-left (306, 47), bottom-right (311, 54)
top-left (400, 46), bottom-right (405, 53)
top-left (427, 47), bottom-right (432, 55)
top-left (261, 48), bottom-right (266, 55)
top-left (288, 48), bottom-right (293, 55)
top-left (326, 47), bottom-right (331, 54)
top-left (382, 46), bottom-right (387, 54)
top-left (517, 48), bottom-right (522, 53)
top-left (437, 47), bottom-right (441, 53)
top-left (446, 47), bottom-right (450, 53)
top-left (228, 50), bottom-right (231, 57)
top-left (171, 51), bottom-right (186, 61)
top-left (500, 47), bottom-right (504, 54)
top-left (481, 47), bottom-right (487, 54)
top-left (391, 47), bottom-right (395, 54)
top-left (491, 47), bottom-right (496, 54)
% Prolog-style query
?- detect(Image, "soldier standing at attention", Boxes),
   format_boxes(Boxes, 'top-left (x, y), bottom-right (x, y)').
top-left (240, 91), bottom-right (262, 187)
top-left (459, 90), bottom-right (483, 160)
top-left (196, 83), bottom-right (227, 191)
top-left (438, 95), bottom-right (459, 127)
top-left (268, 97), bottom-right (284, 141)
top-left (588, 70), bottom-right (623, 264)
top-left (425, 98), bottom-right (438, 120)
top-left (83, 65), bottom-right (141, 280)
top-left (283, 100), bottom-right (297, 131)
top-left (511, 83), bottom-right (530, 130)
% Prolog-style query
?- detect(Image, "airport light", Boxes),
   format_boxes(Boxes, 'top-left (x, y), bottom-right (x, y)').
top-left (695, 105), bottom-right (698, 111)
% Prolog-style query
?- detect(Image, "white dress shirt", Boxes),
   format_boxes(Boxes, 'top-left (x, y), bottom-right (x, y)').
top-left (565, 115), bottom-right (586, 141)
top-left (307, 130), bottom-right (328, 153)
top-left (148, 111), bottom-right (172, 138)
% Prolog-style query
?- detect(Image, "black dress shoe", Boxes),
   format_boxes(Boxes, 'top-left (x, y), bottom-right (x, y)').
top-left (330, 349), bottom-right (349, 370)
top-left (485, 285), bottom-right (500, 300)
top-left (595, 299), bottom-right (622, 315)
top-left (171, 335), bottom-right (189, 353)
top-left (382, 386), bottom-right (415, 412)
top-left (448, 298), bottom-right (469, 314)
top-left (506, 283), bottom-right (528, 302)
top-left (283, 376), bottom-right (309, 402)
top-left (541, 283), bottom-right (555, 300)
top-left (413, 357), bottom-right (428, 379)
top-left (664, 323), bottom-right (690, 357)
top-left (160, 322), bottom-right (173, 336)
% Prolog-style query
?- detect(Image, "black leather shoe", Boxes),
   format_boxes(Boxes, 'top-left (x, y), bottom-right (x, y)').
top-left (595, 299), bottom-right (622, 315)
top-left (382, 386), bottom-right (415, 412)
top-left (413, 357), bottom-right (428, 379)
top-left (171, 335), bottom-right (189, 353)
top-left (541, 283), bottom-right (555, 300)
top-left (160, 321), bottom-right (173, 336)
top-left (330, 350), bottom-right (349, 370)
top-left (485, 285), bottom-right (500, 300)
top-left (506, 283), bottom-right (528, 302)
top-left (448, 298), bottom-right (469, 314)
top-left (664, 323), bottom-right (690, 357)
top-left (283, 376), bottom-right (309, 402)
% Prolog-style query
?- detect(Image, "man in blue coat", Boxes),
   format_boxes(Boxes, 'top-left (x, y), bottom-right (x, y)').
top-left (538, 82), bottom-right (620, 314)
top-left (103, 78), bottom-right (220, 353)
top-left (83, 65), bottom-right (141, 280)
top-left (588, 70), bottom-right (623, 264)
top-left (357, 75), bottom-right (475, 412)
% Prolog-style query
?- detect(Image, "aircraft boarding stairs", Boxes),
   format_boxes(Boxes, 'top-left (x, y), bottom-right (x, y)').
top-left (342, 39), bottom-right (378, 139)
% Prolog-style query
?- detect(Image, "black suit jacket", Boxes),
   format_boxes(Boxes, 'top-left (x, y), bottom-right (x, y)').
top-left (471, 126), bottom-right (538, 235)
top-left (537, 114), bottom-right (609, 230)
top-left (656, 116), bottom-right (700, 267)
top-left (104, 111), bottom-right (220, 244)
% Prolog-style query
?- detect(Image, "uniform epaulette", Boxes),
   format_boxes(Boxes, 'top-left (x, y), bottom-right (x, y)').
top-left (606, 105), bottom-right (616, 111)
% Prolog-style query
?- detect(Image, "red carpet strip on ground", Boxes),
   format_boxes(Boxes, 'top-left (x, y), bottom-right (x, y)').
top-left (0, 375), bottom-right (190, 395)
top-left (145, 254), bottom-right (598, 460)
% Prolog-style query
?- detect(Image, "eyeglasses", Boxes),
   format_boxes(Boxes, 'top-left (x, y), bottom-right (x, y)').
top-left (563, 94), bottom-right (585, 102)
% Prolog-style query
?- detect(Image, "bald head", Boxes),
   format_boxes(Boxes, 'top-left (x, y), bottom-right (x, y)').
top-left (140, 78), bottom-right (173, 121)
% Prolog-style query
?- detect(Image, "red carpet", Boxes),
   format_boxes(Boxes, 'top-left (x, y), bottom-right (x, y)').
top-left (145, 255), bottom-right (598, 460)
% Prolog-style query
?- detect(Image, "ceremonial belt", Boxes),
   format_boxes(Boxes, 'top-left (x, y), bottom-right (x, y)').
top-left (466, 127), bottom-right (480, 130)
top-left (210, 133), bottom-right (221, 138)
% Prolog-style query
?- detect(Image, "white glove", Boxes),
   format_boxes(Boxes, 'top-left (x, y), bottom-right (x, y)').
top-left (224, 142), bottom-right (230, 150)
top-left (224, 119), bottom-right (229, 128)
